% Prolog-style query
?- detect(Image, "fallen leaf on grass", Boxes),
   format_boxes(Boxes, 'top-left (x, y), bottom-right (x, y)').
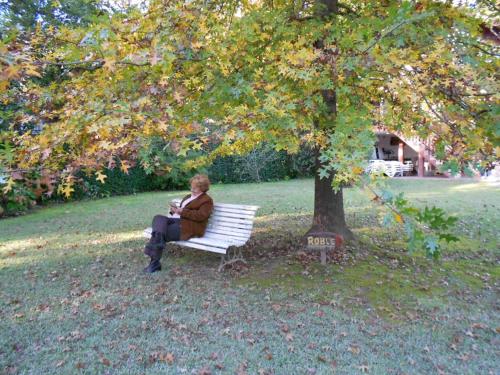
top-left (100, 357), bottom-right (111, 366)
top-left (92, 303), bottom-right (106, 311)
top-left (35, 304), bottom-right (50, 313)
top-left (236, 361), bottom-right (248, 375)
top-left (198, 365), bottom-right (211, 375)
top-left (271, 304), bottom-right (281, 312)
top-left (209, 352), bottom-right (218, 360)
top-left (348, 345), bottom-right (361, 355)
top-left (161, 352), bottom-right (175, 364)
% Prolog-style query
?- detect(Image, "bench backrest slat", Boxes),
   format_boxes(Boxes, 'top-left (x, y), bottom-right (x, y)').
top-left (204, 229), bottom-right (251, 241)
top-left (210, 207), bottom-right (258, 216)
top-left (209, 214), bottom-right (255, 225)
top-left (202, 232), bottom-right (248, 244)
top-left (211, 211), bottom-right (256, 220)
top-left (208, 217), bottom-right (253, 229)
top-left (206, 223), bottom-right (252, 234)
top-left (213, 203), bottom-right (259, 211)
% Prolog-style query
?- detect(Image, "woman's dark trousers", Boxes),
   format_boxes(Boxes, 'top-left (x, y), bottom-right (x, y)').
top-left (144, 215), bottom-right (181, 261)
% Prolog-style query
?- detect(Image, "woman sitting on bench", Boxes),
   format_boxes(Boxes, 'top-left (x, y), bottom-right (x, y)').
top-left (143, 174), bottom-right (214, 273)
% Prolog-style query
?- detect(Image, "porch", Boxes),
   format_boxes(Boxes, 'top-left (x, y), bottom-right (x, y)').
top-left (370, 131), bottom-right (439, 177)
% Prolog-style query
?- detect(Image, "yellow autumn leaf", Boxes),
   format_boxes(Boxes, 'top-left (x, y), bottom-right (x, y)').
top-left (173, 91), bottom-right (183, 103)
top-left (3, 65), bottom-right (21, 79)
top-left (120, 161), bottom-right (130, 174)
top-left (158, 122), bottom-right (169, 131)
top-left (162, 165), bottom-right (172, 173)
top-left (352, 166), bottom-right (364, 174)
top-left (177, 145), bottom-right (190, 156)
top-left (25, 64), bottom-right (42, 78)
top-left (159, 76), bottom-right (169, 86)
top-left (0, 79), bottom-right (10, 92)
top-left (394, 214), bottom-right (403, 224)
top-left (2, 177), bottom-right (15, 194)
top-left (95, 170), bottom-right (107, 184)
top-left (58, 183), bottom-right (74, 198)
top-left (264, 83), bottom-right (275, 91)
top-left (100, 140), bottom-right (112, 150)
top-left (191, 41), bottom-right (203, 50)
top-left (103, 57), bottom-right (116, 72)
top-left (191, 141), bottom-right (203, 151)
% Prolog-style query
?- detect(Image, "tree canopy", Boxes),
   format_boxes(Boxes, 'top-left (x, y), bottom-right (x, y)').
top-left (2, 0), bottom-right (497, 186)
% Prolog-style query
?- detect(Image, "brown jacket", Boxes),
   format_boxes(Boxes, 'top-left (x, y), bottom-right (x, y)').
top-left (171, 192), bottom-right (214, 241)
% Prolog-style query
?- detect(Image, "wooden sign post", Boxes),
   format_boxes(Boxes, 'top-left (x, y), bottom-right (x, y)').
top-left (305, 231), bottom-right (343, 265)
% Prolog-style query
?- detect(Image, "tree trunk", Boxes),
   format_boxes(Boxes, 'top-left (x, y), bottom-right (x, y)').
top-left (302, 0), bottom-right (354, 242)
top-left (303, 138), bottom-right (354, 242)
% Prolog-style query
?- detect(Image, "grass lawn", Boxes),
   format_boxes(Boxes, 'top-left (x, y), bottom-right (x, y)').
top-left (1, 178), bottom-right (499, 374)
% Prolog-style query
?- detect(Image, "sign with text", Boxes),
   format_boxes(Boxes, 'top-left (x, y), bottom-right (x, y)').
top-left (305, 231), bottom-right (343, 265)
top-left (306, 232), bottom-right (341, 251)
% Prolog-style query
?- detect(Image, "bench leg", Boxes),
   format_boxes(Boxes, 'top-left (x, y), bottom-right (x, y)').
top-left (218, 247), bottom-right (247, 272)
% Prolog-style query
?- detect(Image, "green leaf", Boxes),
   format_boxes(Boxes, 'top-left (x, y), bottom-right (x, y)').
top-left (424, 236), bottom-right (440, 259)
top-left (318, 167), bottom-right (330, 180)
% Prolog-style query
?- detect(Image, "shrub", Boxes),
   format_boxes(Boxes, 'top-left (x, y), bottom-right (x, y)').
top-left (208, 142), bottom-right (315, 183)
top-left (0, 179), bottom-right (36, 216)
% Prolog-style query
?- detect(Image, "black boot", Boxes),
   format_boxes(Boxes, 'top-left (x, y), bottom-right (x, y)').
top-left (145, 232), bottom-right (167, 258)
top-left (143, 259), bottom-right (161, 273)
top-left (143, 231), bottom-right (166, 273)
top-left (145, 231), bottom-right (163, 251)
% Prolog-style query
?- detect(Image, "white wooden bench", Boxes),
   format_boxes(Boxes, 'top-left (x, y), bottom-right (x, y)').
top-left (143, 198), bottom-right (259, 271)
